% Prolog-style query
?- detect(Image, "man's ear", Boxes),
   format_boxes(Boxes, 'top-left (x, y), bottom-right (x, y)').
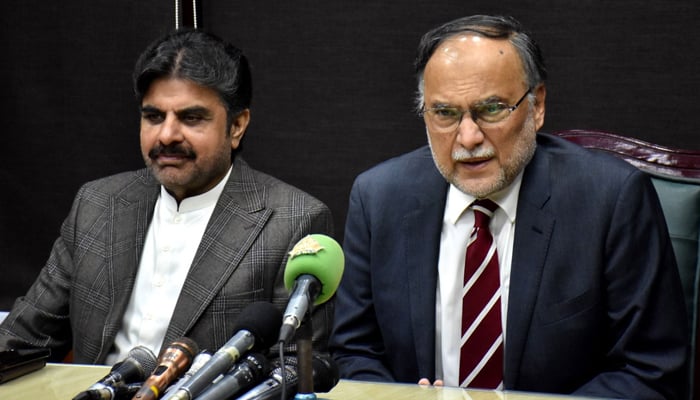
top-left (532, 84), bottom-right (546, 131)
top-left (230, 109), bottom-right (251, 150)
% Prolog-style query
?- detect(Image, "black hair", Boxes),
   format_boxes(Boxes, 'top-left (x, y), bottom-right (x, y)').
top-left (133, 28), bottom-right (252, 127)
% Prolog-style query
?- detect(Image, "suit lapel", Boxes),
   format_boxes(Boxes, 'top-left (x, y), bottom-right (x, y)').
top-left (99, 170), bottom-right (159, 361)
top-left (402, 151), bottom-right (448, 380)
top-left (163, 158), bottom-right (272, 345)
top-left (504, 146), bottom-right (555, 387)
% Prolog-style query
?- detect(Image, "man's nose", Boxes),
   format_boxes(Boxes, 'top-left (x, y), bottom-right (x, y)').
top-left (454, 115), bottom-right (485, 150)
top-left (158, 114), bottom-right (185, 144)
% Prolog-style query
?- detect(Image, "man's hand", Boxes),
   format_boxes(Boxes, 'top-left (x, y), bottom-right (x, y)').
top-left (418, 378), bottom-right (444, 386)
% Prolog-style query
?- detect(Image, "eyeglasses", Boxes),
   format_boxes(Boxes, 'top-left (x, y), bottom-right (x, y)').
top-left (421, 88), bottom-right (531, 133)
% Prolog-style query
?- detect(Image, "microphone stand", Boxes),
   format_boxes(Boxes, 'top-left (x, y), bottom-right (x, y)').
top-left (294, 312), bottom-right (315, 400)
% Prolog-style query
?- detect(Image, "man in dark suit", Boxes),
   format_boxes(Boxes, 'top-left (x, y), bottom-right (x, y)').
top-left (0, 30), bottom-right (333, 364)
top-left (329, 15), bottom-right (689, 399)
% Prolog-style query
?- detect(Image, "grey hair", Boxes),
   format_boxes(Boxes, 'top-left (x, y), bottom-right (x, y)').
top-left (414, 15), bottom-right (546, 113)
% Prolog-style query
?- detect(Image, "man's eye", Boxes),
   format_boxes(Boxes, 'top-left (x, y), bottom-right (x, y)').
top-left (182, 114), bottom-right (205, 124)
top-left (142, 113), bottom-right (164, 124)
top-left (433, 108), bottom-right (461, 119)
top-left (478, 103), bottom-right (507, 116)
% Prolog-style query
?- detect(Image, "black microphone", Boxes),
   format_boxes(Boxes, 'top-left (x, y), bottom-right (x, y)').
top-left (166, 302), bottom-right (282, 400)
top-left (235, 353), bottom-right (339, 400)
top-left (279, 234), bottom-right (344, 344)
top-left (72, 346), bottom-right (158, 400)
top-left (193, 353), bottom-right (269, 400)
top-left (71, 383), bottom-right (143, 400)
top-left (131, 337), bottom-right (199, 400)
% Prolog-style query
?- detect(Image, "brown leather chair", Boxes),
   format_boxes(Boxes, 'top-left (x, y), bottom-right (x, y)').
top-left (552, 129), bottom-right (700, 400)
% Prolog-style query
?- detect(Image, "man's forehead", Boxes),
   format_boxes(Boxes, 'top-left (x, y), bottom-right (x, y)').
top-left (140, 103), bottom-right (212, 114)
top-left (425, 34), bottom-right (524, 85)
top-left (141, 77), bottom-right (224, 110)
top-left (433, 34), bottom-right (515, 61)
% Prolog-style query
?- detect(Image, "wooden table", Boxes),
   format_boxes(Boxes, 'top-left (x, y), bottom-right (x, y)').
top-left (0, 363), bottom-right (599, 400)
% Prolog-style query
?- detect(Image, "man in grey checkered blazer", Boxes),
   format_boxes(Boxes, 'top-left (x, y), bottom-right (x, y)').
top-left (0, 29), bottom-right (333, 364)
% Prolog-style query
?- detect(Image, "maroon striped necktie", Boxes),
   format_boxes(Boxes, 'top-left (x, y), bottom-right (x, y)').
top-left (459, 199), bottom-right (504, 389)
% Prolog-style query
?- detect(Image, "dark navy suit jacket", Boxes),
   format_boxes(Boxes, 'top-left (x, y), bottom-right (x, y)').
top-left (330, 133), bottom-right (689, 399)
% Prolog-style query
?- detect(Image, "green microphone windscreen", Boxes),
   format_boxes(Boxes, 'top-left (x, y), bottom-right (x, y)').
top-left (284, 234), bottom-right (345, 305)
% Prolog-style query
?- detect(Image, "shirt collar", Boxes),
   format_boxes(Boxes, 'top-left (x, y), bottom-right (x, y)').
top-left (159, 166), bottom-right (233, 213)
top-left (444, 170), bottom-right (524, 225)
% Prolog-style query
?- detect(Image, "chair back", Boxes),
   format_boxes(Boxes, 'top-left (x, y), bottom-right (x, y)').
top-left (552, 129), bottom-right (700, 399)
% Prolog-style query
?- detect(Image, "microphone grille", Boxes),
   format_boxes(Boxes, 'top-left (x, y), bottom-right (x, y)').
top-left (127, 346), bottom-right (158, 378)
top-left (270, 357), bottom-right (298, 383)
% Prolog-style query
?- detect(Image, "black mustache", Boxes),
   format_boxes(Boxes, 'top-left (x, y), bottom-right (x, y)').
top-left (148, 144), bottom-right (196, 159)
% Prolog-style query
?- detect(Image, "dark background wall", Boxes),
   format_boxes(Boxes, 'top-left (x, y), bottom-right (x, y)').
top-left (1, 0), bottom-right (699, 309)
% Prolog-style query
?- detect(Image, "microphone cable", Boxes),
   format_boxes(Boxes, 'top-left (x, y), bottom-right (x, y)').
top-left (279, 342), bottom-right (286, 400)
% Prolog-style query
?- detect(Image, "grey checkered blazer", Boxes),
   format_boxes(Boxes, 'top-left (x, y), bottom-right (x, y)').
top-left (0, 157), bottom-right (334, 363)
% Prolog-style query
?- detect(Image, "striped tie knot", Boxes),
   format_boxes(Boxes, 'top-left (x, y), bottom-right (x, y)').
top-left (471, 199), bottom-right (498, 228)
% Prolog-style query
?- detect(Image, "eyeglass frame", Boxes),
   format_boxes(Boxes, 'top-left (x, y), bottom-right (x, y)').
top-left (420, 88), bottom-right (532, 131)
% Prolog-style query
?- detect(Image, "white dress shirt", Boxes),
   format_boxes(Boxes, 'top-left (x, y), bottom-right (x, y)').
top-left (435, 172), bottom-right (522, 386)
top-left (105, 167), bottom-right (232, 364)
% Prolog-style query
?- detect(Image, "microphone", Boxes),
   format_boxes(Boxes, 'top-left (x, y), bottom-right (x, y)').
top-left (236, 353), bottom-right (339, 400)
top-left (73, 346), bottom-right (158, 400)
top-left (71, 383), bottom-right (142, 400)
top-left (160, 351), bottom-right (212, 399)
top-left (166, 301), bottom-right (282, 400)
top-left (130, 337), bottom-right (199, 400)
top-left (279, 234), bottom-right (344, 343)
top-left (193, 353), bottom-right (269, 400)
